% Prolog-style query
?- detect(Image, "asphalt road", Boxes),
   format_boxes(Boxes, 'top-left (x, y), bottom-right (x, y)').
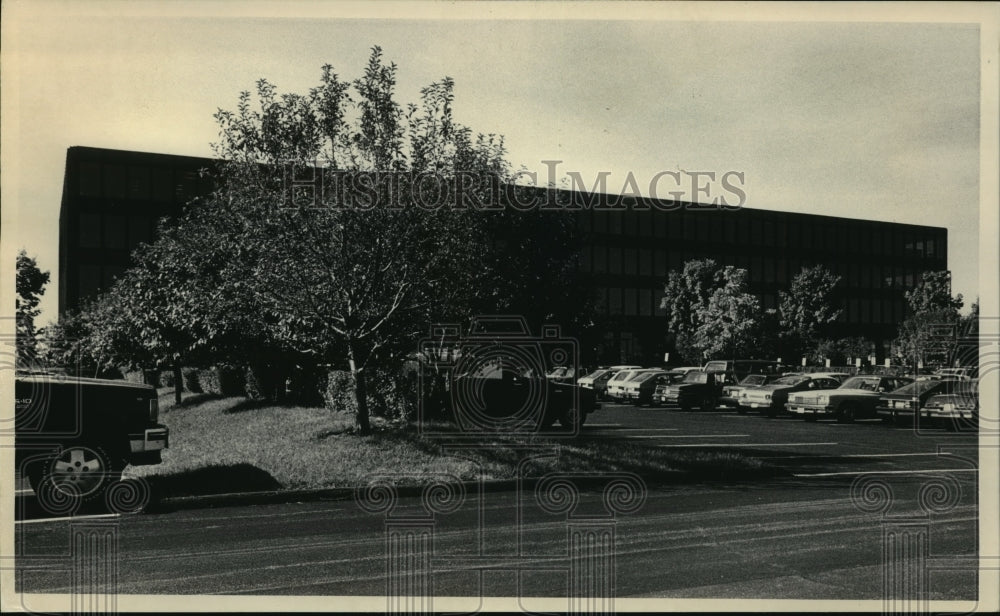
top-left (13, 402), bottom-right (980, 601)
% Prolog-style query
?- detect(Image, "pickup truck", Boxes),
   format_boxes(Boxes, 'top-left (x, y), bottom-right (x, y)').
top-left (15, 372), bottom-right (168, 505)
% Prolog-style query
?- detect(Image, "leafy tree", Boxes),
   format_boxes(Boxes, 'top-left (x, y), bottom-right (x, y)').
top-left (893, 271), bottom-right (964, 368)
top-left (778, 265), bottom-right (843, 358)
top-left (806, 336), bottom-right (874, 366)
top-left (659, 259), bottom-right (724, 363)
top-left (904, 270), bottom-right (963, 316)
top-left (15, 250), bottom-right (50, 367)
top-left (694, 266), bottom-right (760, 360)
top-left (659, 259), bottom-right (760, 362)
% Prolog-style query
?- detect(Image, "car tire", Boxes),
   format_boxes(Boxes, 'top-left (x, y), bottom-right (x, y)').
top-left (804, 415), bottom-right (818, 422)
top-left (699, 396), bottom-right (715, 412)
top-left (28, 443), bottom-right (124, 511)
top-left (737, 407), bottom-right (747, 415)
top-left (558, 408), bottom-right (587, 430)
top-left (765, 408), bottom-right (778, 418)
top-left (837, 404), bottom-right (857, 424)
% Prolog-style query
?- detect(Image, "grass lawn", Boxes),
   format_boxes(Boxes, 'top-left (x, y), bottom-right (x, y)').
top-left (127, 390), bottom-right (783, 497)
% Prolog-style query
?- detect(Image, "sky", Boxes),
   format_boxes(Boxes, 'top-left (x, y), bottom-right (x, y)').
top-left (1, 1), bottom-right (993, 326)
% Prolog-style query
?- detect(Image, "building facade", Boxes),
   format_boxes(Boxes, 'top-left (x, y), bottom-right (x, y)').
top-left (58, 146), bottom-right (948, 365)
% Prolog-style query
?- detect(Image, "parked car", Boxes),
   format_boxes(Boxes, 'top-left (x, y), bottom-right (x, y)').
top-left (702, 359), bottom-right (781, 379)
top-left (577, 368), bottom-right (612, 389)
top-left (722, 374), bottom-right (775, 409)
top-left (620, 370), bottom-right (670, 405)
top-left (919, 380), bottom-right (979, 431)
top-left (876, 379), bottom-right (967, 426)
top-left (739, 374), bottom-right (844, 417)
top-left (546, 366), bottom-right (578, 383)
top-left (785, 375), bottom-right (915, 422)
top-left (650, 369), bottom-right (697, 406)
top-left (15, 372), bottom-right (168, 506)
top-left (659, 370), bottom-right (738, 411)
top-left (937, 367), bottom-right (978, 381)
top-left (606, 368), bottom-right (649, 401)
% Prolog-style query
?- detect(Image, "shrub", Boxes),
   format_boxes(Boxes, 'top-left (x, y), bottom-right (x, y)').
top-left (324, 370), bottom-right (358, 416)
top-left (182, 368), bottom-right (203, 394)
top-left (160, 370), bottom-right (175, 388)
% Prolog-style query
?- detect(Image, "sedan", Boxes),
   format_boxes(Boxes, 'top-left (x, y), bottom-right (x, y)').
top-left (919, 380), bottom-right (979, 431)
top-left (786, 375), bottom-right (915, 423)
top-left (722, 374), bottom-right (774, 410)
top-left (876, 379), bottom-right (962, 426)
top-left (739, 374), bottom-right (844, 418)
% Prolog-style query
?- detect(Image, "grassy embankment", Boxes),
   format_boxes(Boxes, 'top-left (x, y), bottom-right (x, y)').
top-left (126, 390), bottom-right (784, 497)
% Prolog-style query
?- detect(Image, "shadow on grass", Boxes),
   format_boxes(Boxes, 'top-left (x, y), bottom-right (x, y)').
top-left (223, 398), bottom-right (279, 414)
top-left (146, 463), bottom-right (282, 499)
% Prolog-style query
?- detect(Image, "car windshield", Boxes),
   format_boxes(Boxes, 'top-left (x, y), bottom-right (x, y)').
top-left (839, 377), bottom-right (882, 391)
top-left (740, 375), bottom-right (768, 386)
top-left (547, 367), bottom-right (568, 378)
top-left (773, 375), bottom-right (809, 386)
top-left (891, 380), bottom-right (943, 395)
top-left (581, 370), bottom-right (607, 380)
top-left (631, 372), bottom-right (661, 383)
top-left (613, 371), bottom-right (636, 382)
top-left (683, 371), bottom-right (709, 384)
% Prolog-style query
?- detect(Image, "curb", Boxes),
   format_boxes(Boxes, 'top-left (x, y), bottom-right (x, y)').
top-left (152, 475), bottom-right (634, 512)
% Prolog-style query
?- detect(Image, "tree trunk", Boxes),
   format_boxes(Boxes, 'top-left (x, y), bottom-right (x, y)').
top-left (173, 364), bottom-right (183, 406)
top-left (348, 346), bottom-right (371, 436)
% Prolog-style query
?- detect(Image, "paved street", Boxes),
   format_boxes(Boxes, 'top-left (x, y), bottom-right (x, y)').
top-left (14, 402), bottom-right (980, 601)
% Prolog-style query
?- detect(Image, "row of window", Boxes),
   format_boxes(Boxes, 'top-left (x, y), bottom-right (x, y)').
top-left (77, 213), bottom-right (153, 250)
top-left (581, 247), bottom-right (933, 290)
top-left (596, 286), bottom-right (907, 325)
top-left (77, 161), bottom-right (212, 204)
top-left (76, 264), bottom-right (127, 301)
top-left (577, 210), bottom-right (944, 259)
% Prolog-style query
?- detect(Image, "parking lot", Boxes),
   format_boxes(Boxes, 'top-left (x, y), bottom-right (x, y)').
top-left (583, 401), bottom-right (979, 477)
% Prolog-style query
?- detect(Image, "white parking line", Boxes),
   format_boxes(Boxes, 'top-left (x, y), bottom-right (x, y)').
top-left (793, 468), bottom-right (977, 478)
top-left (658, 442), bottom-right (838, 448)
top-left (597, 428), bottom-right (680, 432)
top-left (632, 434), bottom-right (749, 439)
top-left (15, 513), bottom-right (121, 525)
top-left (795, 452), bottom-right (958, 459)
top-left (585, 423), bottom-right (623, 427)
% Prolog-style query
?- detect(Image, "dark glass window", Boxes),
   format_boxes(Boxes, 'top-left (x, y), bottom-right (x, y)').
top-left (872, 300), bottom-right (882, 324)
top-left (609, 247), bottom-right (623, 274)
top-left (127, 166), bottom-right (151, 200)
top-left (79, 265), bottom-right (101, 300)
top-left (638, 210), bottom-right (653, 237)
top-left (639, 288), bottom-right (652, 316)
top-left (175, 170), bottom-right (200, 203)
top-left (152, 167), bottom-right (173, 202)
top-left (624, 288), bottom-right (637, 316)
top-left (654, 248), bottom-right (667, 277)
top-left (776, 258), bottom-right (788, 284)
top-left (639, 249), bottom-right (652, 276)
top-left (624, 248), bottom-right (637, 275)
top-left (594, 246), bottom-right (607, 273)
top-left (595, 288), bottom-right (608, 315)
top-left (102, 266), bottom-right (125, 289)
top-left (609, 287), bottom-right (623, 315)
top-left (103, 215), bottom-right (127, 249)
top-left (667, 215), bottom-right (682, 239)
top-left (128, 216), bottom-right (151, 250)
top-left (103, 165), bottom-right (127, 199)
top-left (78, 213), bottom-right (101, 248)
top-left (594, 211), bottom-right (609, 233)
top-left (697, 217), bottom-right (710, 242)
top-left (654, 212), bottom-right (667, 237)
top-left (763, 257), bottom-right (775, 283)
top-left (79, 162), bottom-right (102, 197)
top-left (609, 212), bottom-right (623, 235)
top-left (580, 246), bottom-right (593, 273)
top-left (750, 219), bottom-right (762, 245)
top-left (724, 217), bottom-right (736, 244)
top-left (751, 256), bottom-right (763, 282)
top-left (578, 211), bottom-right (592, 233)
top-left (763, 220), bottom-right (775, 246)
